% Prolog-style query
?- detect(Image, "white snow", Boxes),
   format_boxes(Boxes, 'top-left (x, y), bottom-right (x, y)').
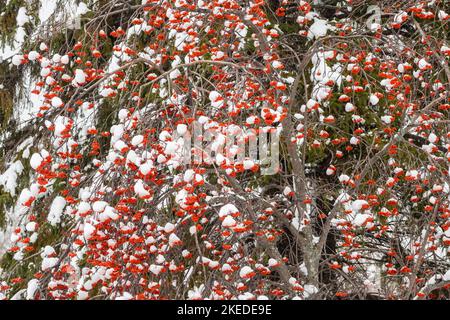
top-left (345, 103), bottom-right (355, 112)
top-left (353, 213), bottom-right (370, 227)
top-left (219, 204), bottom-right (239, 218)
top-left (183, 169), bottom-right (195, 183)
top-left (12, 55), bottom-right (24, 66)
top-left (26, 279), bottom-right (39, 300)
top-left (83, 223), bottom-right (96, 240)
top-left (164, 223), bottom-right (175, 233)
top-left (139, 161), bottom-right (154, 176)
top-left (209, 91), bottom-right (224, 108)
top-left (48, 196), bottom-right (66, 226)
top-left (350, 137), bottom-right (359, 145)
top-left (352, 200), bottom-right (369, 212)
top-left (0, 161), bottom-right (24, 196)
top-left (39, 0), bottom-right (57, 23)
top-left (222, 215), bottom-right (237, 228)
top-left (25, 222), bottom-right (37, 232)
top-left (41, 257), bottom-right (58, 271)
top-left (428, 133), bottom-right (438, 144)
top-left (418, 58), bottom-right (431, 70)
top-left (60, 55), bottom-right (69, 64)
top-left (134, 179), bottom-right (150, 198)
top-left (131, 135), bottom-right (144, 146)
top-left (439, 10), bottom-right (449, 21)
top-left (76, 2), bottom-right (90, 15)
top-left (177, 124), bottom-right (188, 135)
top-left (30, 153), bottom-right (44, 170)
top-left (28, 51), bottom-right (39, 61)
top-left (149, 264), bottom-right (164, 275)
top-left (51, 97), bottom-right (63, 108)
top-left (239, 266), bottom-right (254, 278)
top-left (370, 94), bottom-right (380, 105)
top-left (443, 269), bottom-right (450, 281)
top-left (268, 258), bottom-right (279, 267)
top-left (381, 116), bottom-right (393, 124)
top-left (307, 19), bottom-right (330, 40)
top-left (303, 284), bottom-right (319, 298)
top-left (16, 7), bottom-right (30, 27)
top-left (168, 233), bottom-right (181, 247)
top-left (73, 69), bottom-right (86, 85)
top-left (243, 159), bottom-right (255, 170)
top-left (92, 201), bottom-right (108, 212)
